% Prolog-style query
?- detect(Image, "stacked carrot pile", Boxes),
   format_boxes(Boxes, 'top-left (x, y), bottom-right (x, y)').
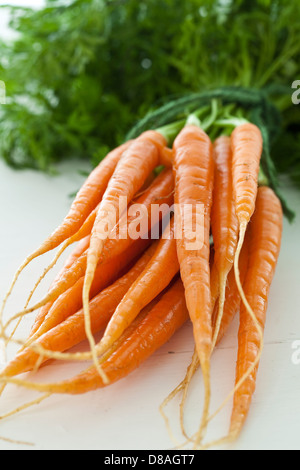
top-left (0, 115), bottom-right (283, 449)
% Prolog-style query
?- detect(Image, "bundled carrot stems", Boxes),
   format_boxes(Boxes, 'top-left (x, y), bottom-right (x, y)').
top-left (0, 86), bottom-right (288, 448)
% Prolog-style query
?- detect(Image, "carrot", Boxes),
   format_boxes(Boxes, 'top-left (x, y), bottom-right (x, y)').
top-left (21, 203), bottom-right (107, 320)
top-left (83, 131), bottom-right (167, 308)
top-left (3, 168), bottom-right (174, 333)
top-left (200, 186), bottom-right (283, 450)
top-left (30, 238), bottom-right (150, 343)
top-left (26, 205), bottom-right (100, 304)
top-left (0, 236), bottom-right (92, 383)
top-left (0, 278), bottom-right (189, 395)
top-left (173, 123), bottom-right (214, 445)
top-left (160, 236), bottom-right (249, 441)
top-left (85, 132), bottom-right (167, 277)
top-left (36, 200), bottom-right (105, 292)
top-left (4, 237), bottom-right (150, 342)
top-left (29, 236), bottom-right (92, 339)
top-left (215, 231), bottom-right (249, 343)
top-left (160, 246), bottom-right (219, 443)
top-left (41, 140), bottom-right (132, 248)
top-left (0, 141), bottom-right (132, 323)
top-left (24, 210), bottom-right (98, 311)
top-left (95, 218), bottom-right (179, 359)
top-left (103, 167), bottom-right (174, 257)
top-left (211, 136), bottom-right (239, 348)
top-left (28, 168), bottom-right (158, 302)
top-left (228, 186), bottom-right (283, 440)
top-left (3, 239), bottom-right (93, 385)
top-left (82, 131), bottom-right (166, 383)
top-left (160, 147), bottom-right (174, 167)
top-left (0, 235), bottom-right (95, 397)
top-left (60, 236), bottom-right (92, 273)
top-left (0, 242), bottom-right (158, 379)
top-left (209, 262), bottom-right (220, 313)
top-left (139, 170), bottom-right (157, 192)
top-left (231, 123), bottom-right (263, 315)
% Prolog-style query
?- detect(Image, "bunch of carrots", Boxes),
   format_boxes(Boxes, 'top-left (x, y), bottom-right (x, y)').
top-left (0, 105), bottom-right (283, 449)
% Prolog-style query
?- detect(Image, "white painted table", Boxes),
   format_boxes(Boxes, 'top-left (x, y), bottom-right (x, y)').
top-left (0, 158), bottom-right (299, 450)
top-left (0, 0), bottom-right (300, 451)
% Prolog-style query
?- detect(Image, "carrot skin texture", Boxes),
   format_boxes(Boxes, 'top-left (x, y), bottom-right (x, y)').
top-left (211, 136), bottom-right (239, 346)
top-left (214, 233), bottom-right (249, 344)
top-left (54, 168), bottom-right (173, 300)
top-left (99, 219), bottom-right (179, 351)
top-left (65, 208), bottom-right (99, 246)
top-left (36, 141), bottom-right (132, 256)
top-left (230, 186), bottom-right (283, 435)
top-left (29, 236), bottom-right (91, 337)
top-left (172, 237), bottom-right (249, 406)
top-left (24, 278), bottom-right (189, 395)
top-left (211, 136), bottom-right (239, 276)
top-left (18, 169), bottom-right (174, 319)
top-left (86, 131), bottom-right (167, 278)
top-left (82, 136), bottom-right (168, 382)
top-left (103, 167), bottom-right (174, 259)
top-left (31, 237), bottom-right (150, 340)
top-left (61, 237), bottom-right (92, 272)
top-left (1, 243), bottom-right (158, 378)
top-left (160, 147), bottom-right (174, 167)
top-left (231, 123), bottom-right (263, 225)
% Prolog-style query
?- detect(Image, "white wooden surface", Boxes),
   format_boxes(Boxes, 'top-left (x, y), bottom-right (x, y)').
top-left (1, 0), bottom-right (300, 451)
top-left (0, 158), bottom-right (299, 450)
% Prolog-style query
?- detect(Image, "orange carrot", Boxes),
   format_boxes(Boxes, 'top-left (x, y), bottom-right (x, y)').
top-left (160, 147), bottom-right (174, 167)
top-left (229, 186), bottom-right (283, 439)
top-left (209, 263), bottom-right (219, 313)
top-left (29, 236), bottom-right (91, 338)
top-left (0, 239), bottom-right (94, 382)
top-left (209, 246), bottom-right (219, 311)
top-left (160, 235), bottom-right (249, 441)
top-left (5, 237), bottom-right (149, 344)
top-left (102, 167), bottom-right (174, 258)
top-left (0, 278), bottom-right (189, 395)
top-left (82, 131), bottom-right (167, 382)
top-left (213, 232), bottom-right (249, 344)
top-left (40, 140), bottom-right (132, 250)
top-left (22, 213), bottom-right (98, 314)
top-left (232, 123), bottom-right (263, 228)
top-left (24, 238), bottom-right (150, 346)
top-left (95, 218), bottom-right (179, 358)
top-left (0, 141), bottom-right (132, 321)
top-left (61, 237), bottom-right (92, 273)
top-left (4, 168), bottom-right (174, 331)
top-left (12, 150), bottom-right (157, 324)
top-left (211, 136), bottom-right (239, 348)
top-left (83, 132), bottom-right (166, 309)
top-left (231, 123), bottom-right (263, 312)
top-left (1, 242), bottom-right (158, 379)
top-left (0, 236), bottom-right (94, 397)
top-left (62, 168), bottom-right (155, 253)
top-left (60, 206), bottom-right (98, 248)
top-left (173, 124), bottom-right (214, 444)
top-left (199, 187), bottom-right (283, 450)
